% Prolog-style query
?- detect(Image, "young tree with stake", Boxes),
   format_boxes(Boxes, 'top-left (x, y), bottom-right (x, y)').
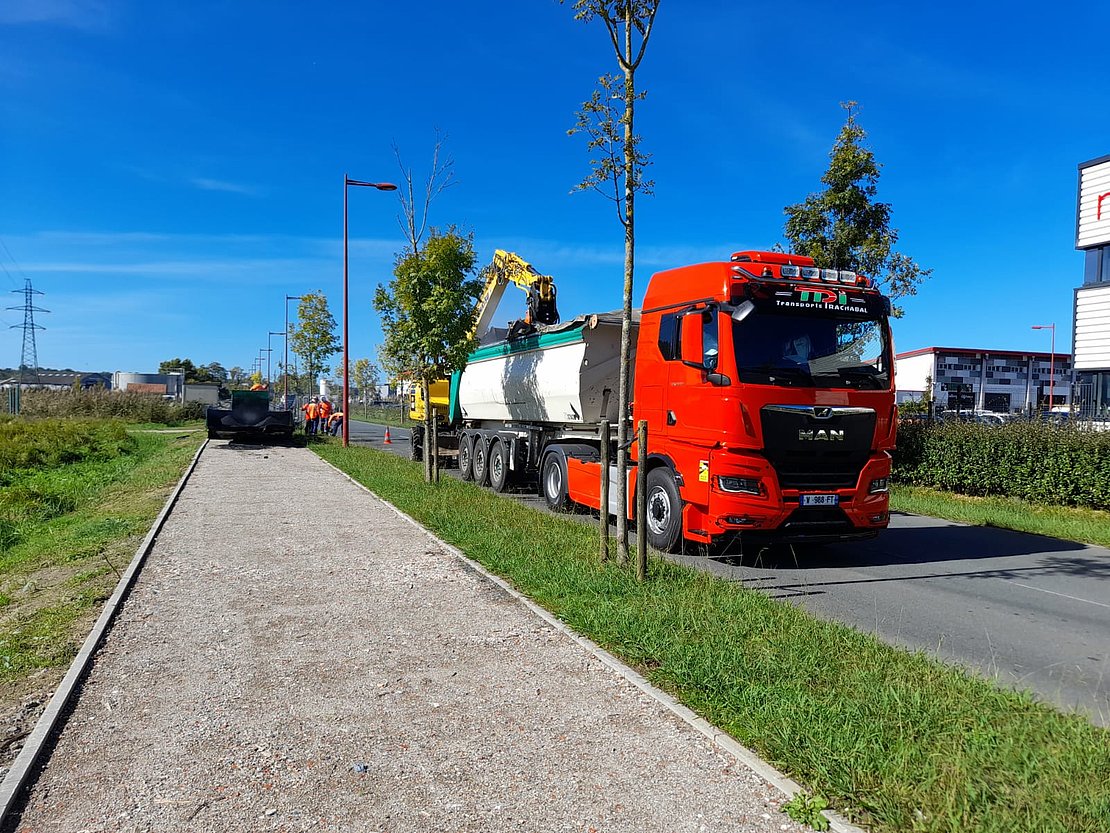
top-left (566, 0), bottom-right (660, 564)
top-left (374, 228), bottom-right (482, 483)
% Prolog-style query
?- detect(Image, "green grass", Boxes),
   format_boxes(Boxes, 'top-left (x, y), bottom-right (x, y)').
top-left (315, 442), bottom-right (1110, 833)
top-left (350, 406), bottom-right (411, 429)
top-left (0, 424), bottom-right (201, 685)
top-left (891, 485), bottom-right (1110, 549)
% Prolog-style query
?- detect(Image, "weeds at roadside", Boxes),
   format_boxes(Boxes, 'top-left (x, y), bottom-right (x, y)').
top-left (783, 792), bottom-right (830, 831)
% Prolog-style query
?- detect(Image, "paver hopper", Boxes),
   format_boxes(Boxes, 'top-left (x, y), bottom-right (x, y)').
top-left (206, 389), bottom-right (294, 442)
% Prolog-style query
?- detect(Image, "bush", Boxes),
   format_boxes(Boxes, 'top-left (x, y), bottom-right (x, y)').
top-left (19, 389), bottom-right (205, 424)
top-left (893, 421), bottom-right (1110, 509)
top-left (0, 419), bottom-right (133, 484)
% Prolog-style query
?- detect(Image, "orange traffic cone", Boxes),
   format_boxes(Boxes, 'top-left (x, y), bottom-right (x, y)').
top-left (383, 427), bottom-right (392, 444)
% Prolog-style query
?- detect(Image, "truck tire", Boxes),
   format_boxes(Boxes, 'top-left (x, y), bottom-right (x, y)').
top-left (489, 440), bottom-right (510, 493)
top-left (459, 434), bottom-right (475, 481)
top-left (645, 467), bottom-right (682, 553)
top-left (472, 436), bottom-right (490, 486)
top-left (410, 427), bottom-right (424, 462)
top-left (541, 452), bottom-right (572, 511)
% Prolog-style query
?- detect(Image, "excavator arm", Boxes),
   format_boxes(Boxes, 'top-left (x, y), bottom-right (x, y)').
top-left (472, 249), bottom-right (559, 339)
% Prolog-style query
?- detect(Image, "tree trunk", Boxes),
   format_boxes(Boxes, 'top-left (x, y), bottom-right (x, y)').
top-left (615, 10), bottom-right (637, 565)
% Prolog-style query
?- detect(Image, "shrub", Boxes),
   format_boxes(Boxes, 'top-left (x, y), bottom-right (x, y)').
top-left (19, 389), bottom-right (205, 424)
top-left (0, 419), bottom-right (133, 483)
top-left (893, 421), bottom-right (1110, 509)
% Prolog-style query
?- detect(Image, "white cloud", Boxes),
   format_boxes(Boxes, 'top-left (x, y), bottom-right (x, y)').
top-left (0, 0), bottom-right (110, 30)
top-left (189, 177), bottom-right (259, 196)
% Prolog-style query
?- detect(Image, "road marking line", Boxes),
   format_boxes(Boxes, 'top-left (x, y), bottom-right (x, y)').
top-left (1011, 582), bottom-right (1110, 610)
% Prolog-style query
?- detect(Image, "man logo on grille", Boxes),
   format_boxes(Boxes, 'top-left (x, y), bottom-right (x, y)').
top-left (799, 429), bottom-right (844, 441)
top-left (813, 407), bottom-right (833, 419)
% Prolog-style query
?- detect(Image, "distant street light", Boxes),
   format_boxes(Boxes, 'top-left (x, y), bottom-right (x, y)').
top-left (1032, 323), bottom-right (1056, 411)
top-left (343, 175), bottom-right (397, 447)
top-left (285, 294), bottom-right (304, 405)
top-left (268, 331), bottom-right (285, 389)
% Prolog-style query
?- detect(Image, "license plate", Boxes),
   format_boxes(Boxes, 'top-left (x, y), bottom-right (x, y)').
top-left (800, 494), bottom-right (839, 507)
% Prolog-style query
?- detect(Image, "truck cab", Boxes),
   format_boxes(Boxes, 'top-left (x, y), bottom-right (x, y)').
top-left (633, 250), bottom-right (896, 550)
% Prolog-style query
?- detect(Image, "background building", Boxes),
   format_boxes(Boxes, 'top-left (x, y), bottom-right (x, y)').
top-left (1074, 155), bottom-right (1110, 418)
top-left (895, 347), bottom-right (1072, 413)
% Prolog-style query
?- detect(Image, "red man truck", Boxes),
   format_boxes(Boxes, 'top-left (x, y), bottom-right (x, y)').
top-left (448, 249), bottom-right (896, 552)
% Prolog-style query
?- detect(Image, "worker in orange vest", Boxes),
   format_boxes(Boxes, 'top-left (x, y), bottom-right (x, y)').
top-left (318, 397), bottom-right (332, 432)
top-left (302, 396), bottom-right (319, 435)
top-left (328, 409), bottom-right (344, 436)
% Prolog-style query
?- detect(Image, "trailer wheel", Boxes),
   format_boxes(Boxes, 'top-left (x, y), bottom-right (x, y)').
top-left (541, 452), bottom-right (572, 511)
top-left (645, 468), bottom-right (683, 553)
top-left (472, 436), bottom-right (490, 486)
top-left (459, 434), bottom-right (475, 481)
top-left (489, 440), bottom-right (510, 493)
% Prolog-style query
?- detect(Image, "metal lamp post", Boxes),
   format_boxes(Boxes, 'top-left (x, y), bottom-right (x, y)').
top-left (268, 331), bottom-right (285, 389)
top-left (1032, 324), bottom-right (1056, 411)
top-left (284, 295), bottom-right (304, 407)
top-left (343, 175), bottom-right (397, 447)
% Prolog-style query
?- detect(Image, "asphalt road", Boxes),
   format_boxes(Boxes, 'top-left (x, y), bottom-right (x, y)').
top-left (346, 420), bottom-right (1110, 726)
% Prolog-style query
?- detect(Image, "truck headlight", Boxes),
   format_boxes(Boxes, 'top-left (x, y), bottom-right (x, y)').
top-left (716, 476), bottom-right (762, 496)
top-left (869, 477), bottom-right (889, 494)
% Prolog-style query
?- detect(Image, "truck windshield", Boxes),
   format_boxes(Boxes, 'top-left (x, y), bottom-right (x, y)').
top-left (733, 309), bottom-right (890, 389)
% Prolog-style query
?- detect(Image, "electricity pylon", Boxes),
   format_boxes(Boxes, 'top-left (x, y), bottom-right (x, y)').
top-left (8, 279), bottom-right (47, 386)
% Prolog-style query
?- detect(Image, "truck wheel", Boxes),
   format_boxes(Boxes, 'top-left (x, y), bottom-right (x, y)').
top-left (489, 440), bottom-right (510, 493)
top-left (472, 436), bottom-right (490, 486)
top-left (645, 468), bottom-right (683, 553)
top-left (459, 434), bottom-right (475, 481)
top-left (410, 428), bottom-right (424, 462)
top-left (541, 452), bottom-right (572, 511)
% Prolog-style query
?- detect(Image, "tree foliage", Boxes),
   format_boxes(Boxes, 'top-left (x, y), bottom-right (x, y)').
top-left (290, 291), bottom-right (339, 385)
top-left (784, 102), bottom-right (930, 316)
top-left (352, 358), bottom-right (379, 405)
top-left (374, 228), bottom-right (481, 385)
top-left (158, 357), bottom-right (226, 384)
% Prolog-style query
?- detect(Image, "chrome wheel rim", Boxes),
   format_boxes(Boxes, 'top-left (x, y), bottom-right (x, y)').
top-left (647, 486), bottom-right (671, 536)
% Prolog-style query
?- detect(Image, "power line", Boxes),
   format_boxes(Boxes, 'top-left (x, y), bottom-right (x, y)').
top-left (0, 237), bottom-right (26, 289)
top-left (8, 279), bottom-right (47, 386)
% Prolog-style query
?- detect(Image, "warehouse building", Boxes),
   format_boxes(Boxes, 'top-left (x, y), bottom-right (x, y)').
top-left (895, 347), bottom-right (1072, 413)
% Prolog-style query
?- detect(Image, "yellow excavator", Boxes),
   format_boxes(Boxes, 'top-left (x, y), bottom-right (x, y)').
top-left (408, 249), bottom-right (559, 461)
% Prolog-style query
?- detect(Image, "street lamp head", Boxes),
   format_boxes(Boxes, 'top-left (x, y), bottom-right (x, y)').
top-left (346, 178), bottom-right (398, 191)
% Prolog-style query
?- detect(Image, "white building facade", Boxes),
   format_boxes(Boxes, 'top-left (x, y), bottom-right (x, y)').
top-left (1074, 155), bottom-right (1110, 418)
top-left (895, 347), bottom-right (1072, 413)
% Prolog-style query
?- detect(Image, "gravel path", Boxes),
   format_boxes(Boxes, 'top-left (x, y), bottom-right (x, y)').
top-left (10, 442), bottom-right (810, 833)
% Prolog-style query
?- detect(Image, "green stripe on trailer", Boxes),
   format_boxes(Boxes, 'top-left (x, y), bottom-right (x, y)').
top-left (465, 325), bottom-right (587, 364)
top-left (448, 370), bottom-right (463, 424)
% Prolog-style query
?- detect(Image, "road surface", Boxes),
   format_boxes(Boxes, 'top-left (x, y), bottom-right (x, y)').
top-left (346, 419), bottom-right (1110, 725)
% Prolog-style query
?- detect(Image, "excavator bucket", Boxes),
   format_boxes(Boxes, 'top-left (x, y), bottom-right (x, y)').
top-left (206, 389), bottom-right (295, 443)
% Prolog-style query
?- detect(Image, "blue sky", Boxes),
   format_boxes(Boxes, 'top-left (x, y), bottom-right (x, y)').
top-left (0, 0), bottom-right (1102, 376)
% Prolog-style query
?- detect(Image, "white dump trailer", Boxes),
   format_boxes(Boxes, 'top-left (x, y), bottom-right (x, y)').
top-left (450, 312), bottom-right (637, 492)
top-left (457, 313), bottom-right (631, 429)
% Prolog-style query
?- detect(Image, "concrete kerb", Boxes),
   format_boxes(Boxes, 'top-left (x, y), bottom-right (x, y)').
top-left (0, 438), bottom-right (209, 825)
top-left (318, 454), bottom-right (867, 833)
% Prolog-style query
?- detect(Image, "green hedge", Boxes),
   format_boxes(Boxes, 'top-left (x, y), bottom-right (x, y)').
top-left (893, 421), bottom-right (1110, 509)
top-left (19, 389), bottom-right (205, 424)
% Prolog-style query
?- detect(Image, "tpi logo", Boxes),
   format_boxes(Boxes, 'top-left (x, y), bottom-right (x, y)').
top-left (794, 286), bottom-right (846, 304)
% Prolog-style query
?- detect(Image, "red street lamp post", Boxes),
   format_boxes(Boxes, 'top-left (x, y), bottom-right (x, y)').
top-left (343, 175), bottom-right (397, 447)
top-left (1032, 323), bottom-right (1056, 411)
